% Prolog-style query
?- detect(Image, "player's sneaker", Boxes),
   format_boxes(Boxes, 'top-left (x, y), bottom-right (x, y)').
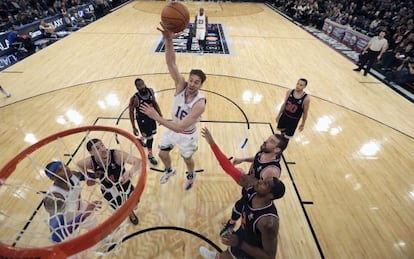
top-left (148, 154), bottom-right (158, 165)
top-left (160, 168), bottom-right (176, 184)
top-left (199, 246), bottom-right (216, 259)
top-left (219, 220), bottom-right (235, 237)
top-left (129, 211), bottom-right (139, 225)
top-left (184, 172), bottom-right (196, 191)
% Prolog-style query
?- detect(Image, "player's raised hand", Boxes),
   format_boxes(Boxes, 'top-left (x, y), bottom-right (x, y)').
top-left (140, 103), bottom-right (160, 120)
top-left (201, 127), bottom-right (215, 146)
top-left (157, 22), bottom-right (174, 40)
top-left (232, 158), bottom-right (243, 166)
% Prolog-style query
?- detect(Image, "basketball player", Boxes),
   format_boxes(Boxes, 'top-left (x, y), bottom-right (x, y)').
top-left (275, 78), bottom-right (311, 140)
top-left (76, 139), bottom-right (142, 225)
top-left (129, 78), bottom-right (163, 166)
top-left (194, 7), bottom-right (208, 54)
top-left (140, 23), bottom-right (207, 191)
top-left (199, 127), bottom-right (285, 259)
top-left (219, 133), bottom-right (287, 237)
top-left (43, 161), bottom-right (100, 243)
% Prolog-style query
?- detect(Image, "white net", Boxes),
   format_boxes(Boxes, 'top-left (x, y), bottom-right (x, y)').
top-left (0, 126), bottom-right (146, 258)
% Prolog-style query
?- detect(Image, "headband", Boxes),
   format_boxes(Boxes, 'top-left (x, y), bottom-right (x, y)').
top-left (46, 161), bottom-right (62, 179)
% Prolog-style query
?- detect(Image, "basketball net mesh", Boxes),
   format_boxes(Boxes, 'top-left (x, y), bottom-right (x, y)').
top-left (0, 126), bottom-right (146, 258)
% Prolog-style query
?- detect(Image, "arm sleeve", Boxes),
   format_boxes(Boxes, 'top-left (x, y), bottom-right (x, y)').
top-left (210, 144), bottom-right (242, 183)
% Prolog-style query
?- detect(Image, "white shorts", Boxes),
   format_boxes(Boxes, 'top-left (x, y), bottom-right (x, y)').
top-left (158, 129), bottom-right (198, 159)
top-left (195, 29), bottom-right (206, 40)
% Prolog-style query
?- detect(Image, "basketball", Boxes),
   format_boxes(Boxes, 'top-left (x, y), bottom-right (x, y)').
top-left (161, 2), bottom-right (190, 33)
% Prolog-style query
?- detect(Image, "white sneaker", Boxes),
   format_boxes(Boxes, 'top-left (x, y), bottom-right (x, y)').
top-left (199, 246), bottom-right (216, 259)
top-left (160, 168), bottom-right (176, 184)
top-left (184, 172), bottom-right (196, 191)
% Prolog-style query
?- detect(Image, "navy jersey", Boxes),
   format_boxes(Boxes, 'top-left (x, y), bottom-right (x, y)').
top-left (283, 89), bottom-right (307, 120)
top-left (240, 187), bottom-right (279, 248)
top-left (91, 149), bottom-right (126, 189)
top-left (248, 151), bottom-right (281, 179)
top-left (134, 88), bottom-right (156, 119)
top-left (91, 149), bottom-right (133, 208)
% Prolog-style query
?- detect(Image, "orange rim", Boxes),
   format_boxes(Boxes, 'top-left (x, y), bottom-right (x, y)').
top-left (0, 125), bottom-right (147, 258)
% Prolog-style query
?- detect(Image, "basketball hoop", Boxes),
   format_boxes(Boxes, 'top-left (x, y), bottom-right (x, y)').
top-left (0, 125), bottom-right (147, 258)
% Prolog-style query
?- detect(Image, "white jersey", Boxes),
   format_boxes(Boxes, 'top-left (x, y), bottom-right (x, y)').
top-left (196, 14), bottom-right (207, 31)
top-left (47, 175), bottom-right (82, 221)
top-left (171, 88), bottom-right (205, 134)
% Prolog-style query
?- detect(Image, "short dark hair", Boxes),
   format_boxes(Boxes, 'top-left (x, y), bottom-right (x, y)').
top-left (134, 78), bottom-right (143, 86)
top-left (274, 134), bottom-right (288, 152)
top-left (190, 69), bottom-right (206, 83)
top-left (271, 177), bottom-right (285, 200)
top-left (299, 78), bottom-right (308, 86)
top-left (86, 138), bottom-right (101, 151)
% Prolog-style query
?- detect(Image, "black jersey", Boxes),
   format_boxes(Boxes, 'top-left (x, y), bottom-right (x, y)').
top-left (283, 89), bottom-right (307, 120)
top-left (240, 187), bottom-right (279, 248)
top-left (91, 149), bottom-right (134, 209)
top-left (248, 151), bottom-right (281, 180)
top-left (91, 149), bottom-right (126, 189)
top-left (134, 88), bottom-right (156, 119)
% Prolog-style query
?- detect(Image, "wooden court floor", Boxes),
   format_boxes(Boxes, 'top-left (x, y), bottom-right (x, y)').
top-left (0, 1), bottom-right (413, 258)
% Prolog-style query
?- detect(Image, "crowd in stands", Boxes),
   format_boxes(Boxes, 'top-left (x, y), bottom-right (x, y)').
top-left (0, 0), bottom-right (131, 32)
top-left (0, 0), bottom-right (134, 35)
top-left (0, 0), bottom-right (129, 69)
top-left (270, 0), bottom-right (414, 90)
top-left (1, 0), bottom-right (414, 90)
top-left (1, 0), bottom-right (89, 31)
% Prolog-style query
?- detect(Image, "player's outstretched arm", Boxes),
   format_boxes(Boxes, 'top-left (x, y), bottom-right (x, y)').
top-left (233, 156), bottom-right (255, 165)
top-left (114, 149), bottom-right (142, 183)
top-left (150, 89), bottom-right (163, 117)
top-left (129, 95), bottom-right (139, 136)
top-left (157, 22), bottom-right (186, 93)
top-left (140, 100), bottom-right (205, 133)
top-left (299, 95), bottom-right (310, 131)
top-left (275, 89), bottom-right (290, 123)
top-left (201, 127), bottom-right (257, 188)
top-left (75, 159), bottom-right (97, 186)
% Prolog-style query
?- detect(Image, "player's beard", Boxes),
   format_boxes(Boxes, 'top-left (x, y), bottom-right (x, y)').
top-left (260, 143), bottom-right (268, 153)
top-left (139, 88), bottom-right (148, 95)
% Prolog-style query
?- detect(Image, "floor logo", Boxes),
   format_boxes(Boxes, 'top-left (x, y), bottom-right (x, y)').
top-left (155, 23), bottom-right (230, 55)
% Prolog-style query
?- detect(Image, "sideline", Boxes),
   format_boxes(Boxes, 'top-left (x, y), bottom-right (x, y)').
top-left (265, 2), bottom-right (414, 103)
